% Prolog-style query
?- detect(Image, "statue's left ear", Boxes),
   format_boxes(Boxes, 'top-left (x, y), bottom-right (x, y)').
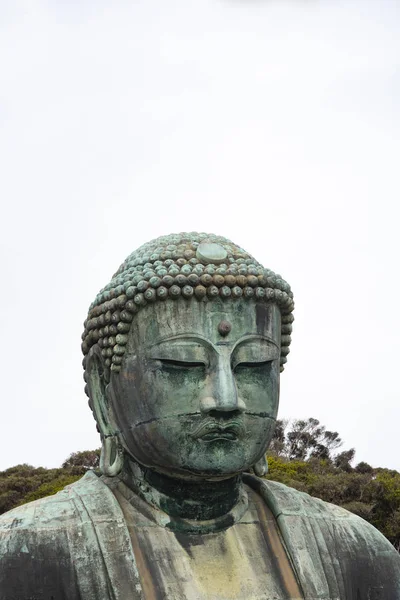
top-left (86, 346), bottom-right (123, 476)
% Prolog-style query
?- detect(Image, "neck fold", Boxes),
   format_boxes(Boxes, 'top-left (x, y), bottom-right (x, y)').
top-left (118, 459), bottom-right (248, 534)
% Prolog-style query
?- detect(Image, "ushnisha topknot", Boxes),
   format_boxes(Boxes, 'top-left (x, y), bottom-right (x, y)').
top-left (82, 232), bottom-right (294, 382)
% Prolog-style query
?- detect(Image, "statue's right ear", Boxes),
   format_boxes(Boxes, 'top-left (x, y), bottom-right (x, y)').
top-left (86, 346), bottom-right (113, 438)
top-left (86, 347), bottom-right (124, 477)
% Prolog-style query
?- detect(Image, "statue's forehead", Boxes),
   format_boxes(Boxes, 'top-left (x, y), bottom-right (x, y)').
top-left (127, 299), bottom-right (280, 348)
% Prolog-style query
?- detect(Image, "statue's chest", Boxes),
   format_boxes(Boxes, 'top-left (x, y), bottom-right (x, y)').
top-left (121, 487), bottom-right (303, 600)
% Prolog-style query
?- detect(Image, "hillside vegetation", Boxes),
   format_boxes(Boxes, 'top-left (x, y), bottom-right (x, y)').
top-left (0, 450), bottom-right (100, 514)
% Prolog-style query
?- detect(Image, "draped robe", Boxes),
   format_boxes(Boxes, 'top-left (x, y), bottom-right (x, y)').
top-left (1, 471), bottom-right (399, 599)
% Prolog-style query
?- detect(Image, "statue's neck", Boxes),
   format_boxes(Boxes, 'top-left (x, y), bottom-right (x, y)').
top-left (119, 459), bottom-right (248, 532)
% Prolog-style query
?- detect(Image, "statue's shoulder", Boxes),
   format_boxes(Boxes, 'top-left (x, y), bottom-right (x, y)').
top-left (0, 470), bottom-right (108, 534)
top-left (245, 474), bottom-right (400, 599)
top-left (0, 471), bottom-right (113, 567)
top-left (0, 471), bottom-right (126, 600)
top-left (256, 476), bottom-right (395, 547)
top-left (255, 476), bottom-right (366, 519)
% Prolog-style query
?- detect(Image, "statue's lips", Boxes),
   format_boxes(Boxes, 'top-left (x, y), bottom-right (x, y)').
top-left (200, 430), bottom-right (238, 441)
top-left (190, 419), bottom-right (246, 441)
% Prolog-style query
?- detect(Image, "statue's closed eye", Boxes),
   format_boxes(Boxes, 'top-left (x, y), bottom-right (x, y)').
top-left (234, 360), bottom-right (273, 372)
top-left (232, 340), bottom-right (279, 370)
top-left (158, 359), bottom-right (206, 370)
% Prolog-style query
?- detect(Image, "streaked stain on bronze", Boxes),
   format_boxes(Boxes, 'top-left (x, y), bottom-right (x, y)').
top-left (252, 489), bottom-right (304, 598)
top-left (111, 479), bottom-right (305, 599)
top-left (114, 488), bottom-right (160, 600)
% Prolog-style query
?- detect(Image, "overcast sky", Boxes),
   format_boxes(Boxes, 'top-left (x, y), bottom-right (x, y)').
top-left (1, 0), bottom-right (399, 471)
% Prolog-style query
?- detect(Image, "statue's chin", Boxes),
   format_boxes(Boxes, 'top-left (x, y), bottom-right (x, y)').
top-left (121, 430), bottom-right (272, 482)
top-left (124, 452), bottom-right (248, 482)
top-left (152, 465), bottom-right (244, 482)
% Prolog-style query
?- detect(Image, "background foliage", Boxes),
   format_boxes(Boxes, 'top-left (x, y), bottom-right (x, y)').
top-left (0, 450), bottom-right (100, 514)
top-left (1, 420), bottom-right (400, 550)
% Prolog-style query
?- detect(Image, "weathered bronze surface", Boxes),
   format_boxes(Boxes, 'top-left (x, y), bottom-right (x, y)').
top-left (1, 232), bottom-right (400, 599)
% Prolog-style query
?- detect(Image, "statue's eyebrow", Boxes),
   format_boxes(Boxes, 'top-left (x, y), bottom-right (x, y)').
top-left (146, 334), bottom-right (215, 351)
top-left (147, 333), bottom-right (279, 355)
top-left (232, 334), bottom-right (280, 352)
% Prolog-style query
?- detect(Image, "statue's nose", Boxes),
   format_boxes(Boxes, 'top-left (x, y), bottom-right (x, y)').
top-left (200, 362), bottom-right (246, 414)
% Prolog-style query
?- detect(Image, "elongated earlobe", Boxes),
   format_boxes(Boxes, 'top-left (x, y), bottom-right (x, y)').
top-left (87, 346), bottom-right (123, 477)
top-left (100, 435), bottom-right (124, 477)
top-left (253, 455), bottom-right (268, 477)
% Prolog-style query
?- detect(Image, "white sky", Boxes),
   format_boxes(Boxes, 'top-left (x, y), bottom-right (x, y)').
top-left (1, 0), bottom-right (399, 471)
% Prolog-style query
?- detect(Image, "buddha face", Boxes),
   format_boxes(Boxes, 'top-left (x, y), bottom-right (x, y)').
top-left (107, 297), bottom-right (281, 480)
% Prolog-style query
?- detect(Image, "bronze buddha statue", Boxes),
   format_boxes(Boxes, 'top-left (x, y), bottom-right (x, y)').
top-left (1, 233), bottom-right (399, 599)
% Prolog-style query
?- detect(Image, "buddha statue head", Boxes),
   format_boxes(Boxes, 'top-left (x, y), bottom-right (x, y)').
top-left (82, 233), bottom-right (294, 484)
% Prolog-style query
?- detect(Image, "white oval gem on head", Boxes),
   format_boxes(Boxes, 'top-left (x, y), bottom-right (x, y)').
top-left (196, 242), bottom-right (228, 265)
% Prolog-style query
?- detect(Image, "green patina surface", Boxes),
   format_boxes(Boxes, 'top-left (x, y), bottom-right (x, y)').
top-left (1, 231), bottom-right (400, 600)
